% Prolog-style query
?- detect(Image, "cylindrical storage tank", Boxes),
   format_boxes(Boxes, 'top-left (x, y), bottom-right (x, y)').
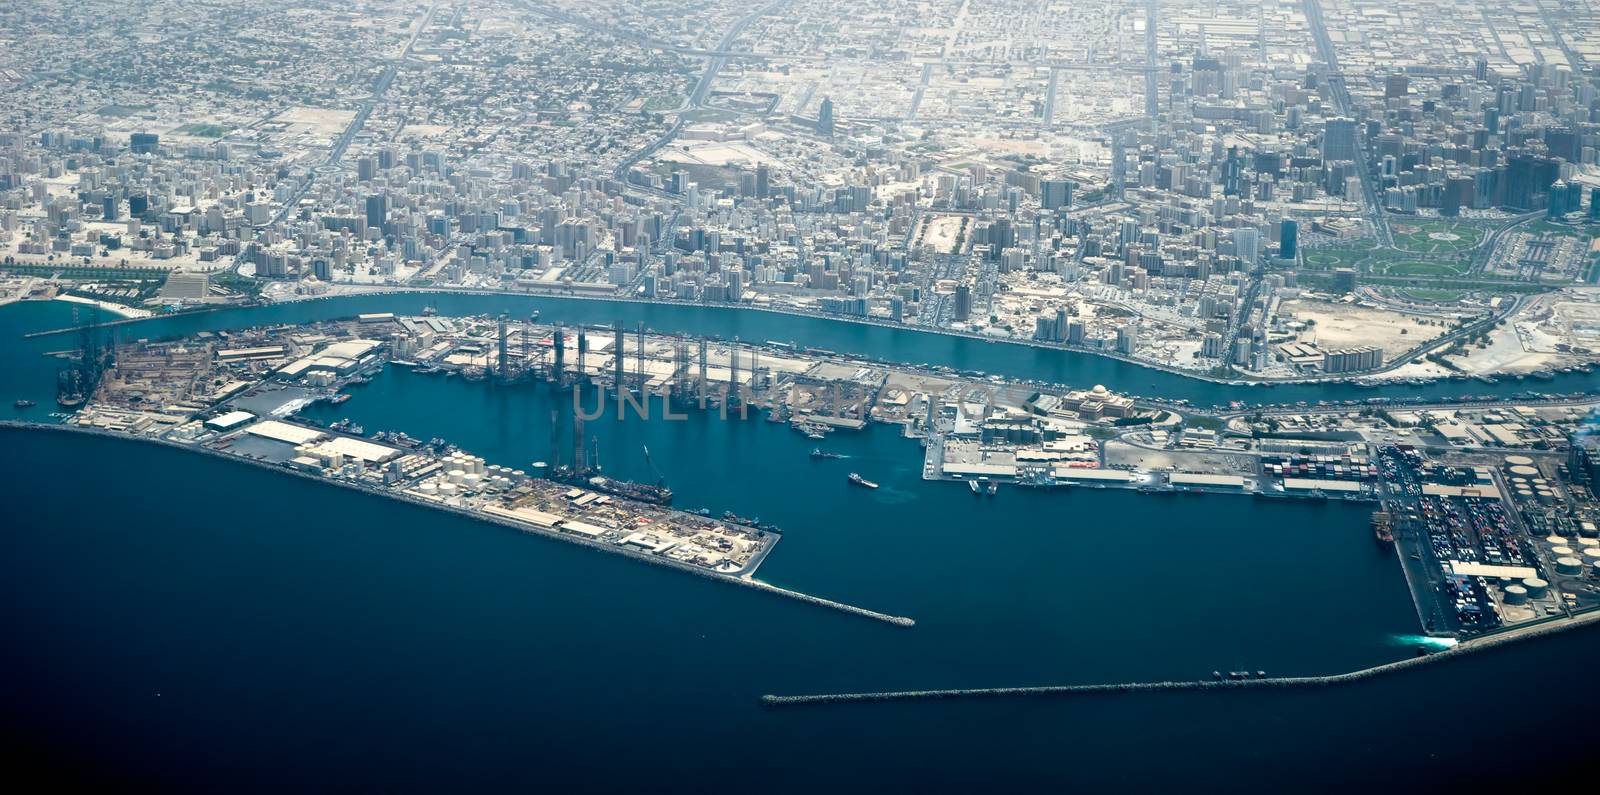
top-left (448, 468), bottom-right (465, 484)
top-left (1553, 546), bottom-right (1575, 558)
top-left (1522, 578), bottom-right (1549, 599)
top-left (512, 469), bottom-right (526, 481)
top-left (439, 483), bottom-right (457, 497)
top-left (1504, 455), bottom-right (1534, 467)
top-left (1503, 585), bottom-right (1528, 605)
top-left (463, 473), bottom-right (481, 490)
top-left (1585, 548), bottom-right (1600, 562)
top-left (1547, 535), bottom-right (1569, 546)
top-left (1556, 557), bottom-right (1583, 575)
top-left (1578, 538), bottom-right (1599, 548)
top-left (419, 482), bottom-right (437, 496)
top-left (1508, 465), bottom-right (1538, 478)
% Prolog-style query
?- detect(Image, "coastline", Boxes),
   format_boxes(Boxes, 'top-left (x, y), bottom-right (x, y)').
top-left (22, 285), bottom-right (1573, 391)
top-left (52, 294), bottom-right (152, 319)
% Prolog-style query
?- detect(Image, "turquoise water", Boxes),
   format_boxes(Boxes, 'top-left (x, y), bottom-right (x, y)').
top-left (3, 297), bottom-right (1599, 790)
top-left (8, 292), bottom-right (1596, 411)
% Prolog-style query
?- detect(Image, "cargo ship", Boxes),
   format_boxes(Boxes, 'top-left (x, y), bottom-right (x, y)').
top-left (555, 470), bottom-right (673, 505)
top-left (847, 472), bottom-right (879, 489)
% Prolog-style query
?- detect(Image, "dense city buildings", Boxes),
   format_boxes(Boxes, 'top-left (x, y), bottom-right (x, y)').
top-left (4, 3), bottom-right (1600, 788)
top-left (2, 1), bottom-right (1598, 385)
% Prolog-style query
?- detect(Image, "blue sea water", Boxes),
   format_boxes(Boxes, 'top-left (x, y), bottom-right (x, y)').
top-left (2, 297), bottom-right (1598, 791)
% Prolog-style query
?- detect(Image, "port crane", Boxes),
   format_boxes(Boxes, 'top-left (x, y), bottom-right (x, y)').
top-left (642, 445), bottom-right (667, 488)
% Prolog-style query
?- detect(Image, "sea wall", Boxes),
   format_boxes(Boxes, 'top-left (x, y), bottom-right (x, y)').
top-left (761, 607), bottom-right (1600, 706)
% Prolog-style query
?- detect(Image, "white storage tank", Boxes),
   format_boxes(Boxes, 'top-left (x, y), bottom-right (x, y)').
top-left (1556, 557), bottom-right (1583, 575)
top-left (1521, 578), bottom-right (1549, 599)
top-left (1503, 585), bottom-right (1529, 605)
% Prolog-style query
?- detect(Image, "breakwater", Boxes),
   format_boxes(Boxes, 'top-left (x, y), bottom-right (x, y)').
top-left (0, 420), bottom-right (914, 628)
top-left (761, 607), bottom-right (1600, 706)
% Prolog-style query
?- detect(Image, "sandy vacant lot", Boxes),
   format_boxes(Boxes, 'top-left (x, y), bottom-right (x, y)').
top-left (1281, 298), bottom-right (1444, 357)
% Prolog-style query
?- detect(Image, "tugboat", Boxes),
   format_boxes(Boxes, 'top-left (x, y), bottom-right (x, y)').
top-left (1372, 510), bottom-right (1395, 544)
top-left (810, 447), bottom-right (846, 459)
top-left (13, 399), bottom-right (35, 409)
top-left (847, 472), bottom-right (879, 489)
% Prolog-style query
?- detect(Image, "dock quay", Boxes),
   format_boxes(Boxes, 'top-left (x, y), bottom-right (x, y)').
top-left (24, 311), bottom-right (1600, 644)
top-left (761, 607), bottom-right (1600, 707)
top-left (0, 420), bottom-right (914, 628)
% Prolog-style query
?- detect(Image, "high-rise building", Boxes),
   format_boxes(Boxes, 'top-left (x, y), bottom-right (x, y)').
top-left (1040, 179), bottom-right (1074, 210)
top-left (365, 194), bottom-right (388, 233)
top-left (130, 133), bottom-right (160, 155)
top-left (817, 97), bottom-right (835, 138)
top-left (1279, 219), bottom-right (1298, 260)
top-left (1323, 118), bottom-right (1358, 162)
top-left (1116, 323), bottom-right (1138, 355)
top-left (953, 284), bottom-right (972, 322)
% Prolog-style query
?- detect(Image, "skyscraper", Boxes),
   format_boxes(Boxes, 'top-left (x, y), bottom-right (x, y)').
top-left (1323, 118), bottom-right (1358, 162)
top-left (130, 133), bottom-right (160, 155)
top-left (817, 97), bottom-right (835, 138)
top-left (1279, 219), bottom-right (1299, 260)
top-left (953, 284), bottom-right (972, 322)
top-left (365, 194), bottom-right (388, 233)
top-left (1040, 179), bottom-right (1073, 210)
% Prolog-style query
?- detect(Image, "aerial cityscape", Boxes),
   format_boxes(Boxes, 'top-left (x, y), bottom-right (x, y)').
top-left (2, 0), bottom-right (1599, 790)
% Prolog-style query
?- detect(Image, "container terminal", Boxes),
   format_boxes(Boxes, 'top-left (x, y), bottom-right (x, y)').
top-left (48, 310), bottom-right (1600, 640)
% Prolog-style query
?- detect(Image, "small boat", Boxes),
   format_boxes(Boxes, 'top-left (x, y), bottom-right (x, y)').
top-left (847, 472), bottom-right (879, 489)
top-left (329, 393), bottom-right (352, 404)
top-left (810, 448), bottom-right (845, 459)
top-left (985, 481), bottom-right (998, 496)
top-left (13, 399), bottom-right (35, 408)
top-left (970, 480), bottom-right (983, 495)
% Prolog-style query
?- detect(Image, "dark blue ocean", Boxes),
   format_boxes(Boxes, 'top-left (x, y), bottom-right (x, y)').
top-left (2, 297), bottom-right (1598, 792)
